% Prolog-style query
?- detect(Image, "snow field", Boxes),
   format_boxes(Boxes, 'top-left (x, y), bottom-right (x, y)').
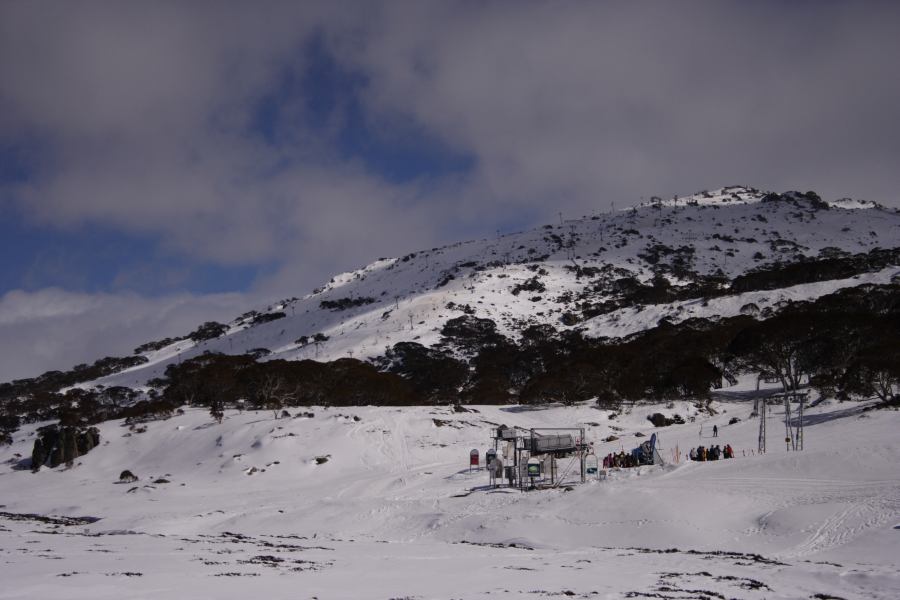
top-left (2, 395), bottom-right (899, 598)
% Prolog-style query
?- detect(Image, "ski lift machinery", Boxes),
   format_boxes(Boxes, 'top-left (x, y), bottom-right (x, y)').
top-left (492, 425), bottom-right (590, 489)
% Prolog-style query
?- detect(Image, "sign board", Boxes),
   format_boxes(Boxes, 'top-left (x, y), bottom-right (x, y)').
top-left (469, 449), bottom-right (479, 467)
top-left (485, 449), bottom-right (497, 464)
top-left (526, 457), bottom-right (541, 477)
top-left (585, 454), bottom-right (599, 475)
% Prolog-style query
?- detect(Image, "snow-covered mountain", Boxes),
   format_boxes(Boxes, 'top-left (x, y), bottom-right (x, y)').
top-left (2, 186), bottom-right (899, 599)
top-left (89, 186), bottom-right (900, 391)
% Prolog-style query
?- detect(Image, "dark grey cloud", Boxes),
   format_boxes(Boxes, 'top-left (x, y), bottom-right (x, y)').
top-left (344, 1), bottom-right (900, 212)
top-left (3, 1), bottom-right (899, 271)
top-left (2, 1), bottom-right (900, 379)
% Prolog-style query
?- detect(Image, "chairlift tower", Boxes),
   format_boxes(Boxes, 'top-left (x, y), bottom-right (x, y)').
top-left (783, 396), bottom-right (792, 450)
top-left (757, 398), bottom-right (766, 454)
top-left (783, 391), bottom-right (809, 450)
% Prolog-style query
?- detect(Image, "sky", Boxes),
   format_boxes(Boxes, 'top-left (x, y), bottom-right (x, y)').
top-left (2, 0), bottom-right (900, 381)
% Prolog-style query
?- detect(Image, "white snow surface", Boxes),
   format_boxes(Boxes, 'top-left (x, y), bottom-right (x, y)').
top-left (2, 396), bottom-right (899, 598)
top-left (89, 187), bottom-right (900, 391)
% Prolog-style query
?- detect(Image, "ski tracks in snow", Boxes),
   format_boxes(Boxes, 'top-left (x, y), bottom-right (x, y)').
top-left (783, 493), bottom-right (900, 559)
top-left (687, 475), bottom-right (900, 558)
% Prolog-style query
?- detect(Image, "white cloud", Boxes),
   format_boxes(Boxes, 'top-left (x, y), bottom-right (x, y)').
top-left (0, 288), bottom-right (250, 381)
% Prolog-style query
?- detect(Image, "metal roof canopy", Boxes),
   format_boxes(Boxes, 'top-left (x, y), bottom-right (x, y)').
top-left (526, 427), bottom-right (583, 455)
top-left (494, 424), bottom-right (530, 440)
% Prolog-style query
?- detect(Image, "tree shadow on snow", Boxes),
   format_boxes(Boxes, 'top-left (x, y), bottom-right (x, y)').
top-left (789, 403), bottom-right (867, 427)
top-left (500, 404), bottom-right (559, 413)
top-left (712, 389), bottom-right (783, 402)
top-left (10, 457), bottom-right (32, 471)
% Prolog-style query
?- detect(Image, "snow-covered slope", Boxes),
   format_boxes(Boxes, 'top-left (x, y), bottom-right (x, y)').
top-left (3, 187), bottom-right (899, 599)
top-left (92, 186), bottom-right (900, 390)
top-left (2, 394), bottom-right (898, 598)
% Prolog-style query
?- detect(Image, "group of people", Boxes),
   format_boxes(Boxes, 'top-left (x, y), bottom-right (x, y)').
top-left (690, 444), bottom-right (734, 461)
top-left (603, 451), bottom-right (639, 468)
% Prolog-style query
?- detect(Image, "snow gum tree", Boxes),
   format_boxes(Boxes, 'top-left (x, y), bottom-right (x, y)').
top-left (728, 315), bottom-right (813, 394)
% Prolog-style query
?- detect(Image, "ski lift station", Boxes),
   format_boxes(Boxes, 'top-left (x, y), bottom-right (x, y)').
top-left (485, 425), bottom-right (588, 489)
top-left (477, 424), bottom-right (664, 490)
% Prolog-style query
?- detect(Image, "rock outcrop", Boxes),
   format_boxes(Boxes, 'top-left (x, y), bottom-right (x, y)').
top-left (31, 425), bottom-right (101, 470)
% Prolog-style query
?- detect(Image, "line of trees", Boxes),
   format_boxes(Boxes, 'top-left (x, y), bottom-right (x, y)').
top-left (147, 283), bottom-right (898, 415)
top-left (1, 284), bottom-right (896, 434)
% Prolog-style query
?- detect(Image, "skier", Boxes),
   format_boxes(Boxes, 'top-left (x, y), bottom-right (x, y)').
top-left (713, 424), bottom-right (718, 437)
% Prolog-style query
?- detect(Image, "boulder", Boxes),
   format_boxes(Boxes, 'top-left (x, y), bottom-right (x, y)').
top-left (119, 470), bottom-right (139, 483)
top-left (647, 413), bottom-right (673, 427)
top-left (31, 425), bottom-right (100, 470)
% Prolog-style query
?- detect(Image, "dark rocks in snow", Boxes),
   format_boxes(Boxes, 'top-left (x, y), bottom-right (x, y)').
top-left (31, 425), bottom-right (100, 470)
top-left (647, 413), bottom-right (670, 427)
top-left (510, 276), bottom-right (546, 296)
top-left (249, 312), bottom-right (286, 326)
top-left (319, 297), bottom-right (375, 311)
top-left (119, 470), bottom-right (138, 483)
top-left (0, 510), bottom-right (100, 526)
top-left (436, 273), bottom-right (456, 288)
top-left (740, 302), bottom-right (760, 316)
top-left (647, 413), bottom-right (685, 427)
